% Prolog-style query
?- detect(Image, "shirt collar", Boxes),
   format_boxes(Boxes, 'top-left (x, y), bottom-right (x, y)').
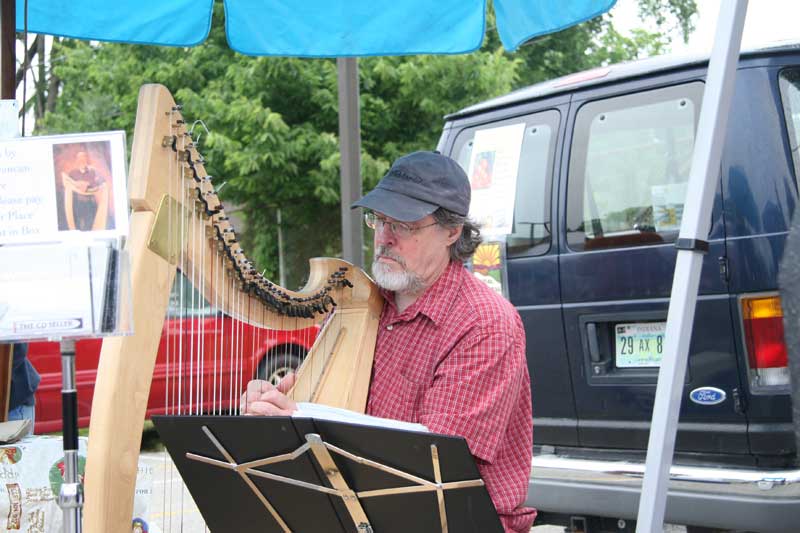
top-left (380, 261), bottom-right (465, 326)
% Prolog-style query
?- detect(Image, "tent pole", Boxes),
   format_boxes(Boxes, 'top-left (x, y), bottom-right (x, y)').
top-left (337, 57), bottom-right (364, 268)
top-left (635, 2), bottom-right (748, 532)
top-left (1, 0), bottom-right (15, 99)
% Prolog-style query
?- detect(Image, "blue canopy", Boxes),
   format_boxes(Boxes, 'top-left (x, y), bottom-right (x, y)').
top-left (16, 0), bottom-right (615, 56)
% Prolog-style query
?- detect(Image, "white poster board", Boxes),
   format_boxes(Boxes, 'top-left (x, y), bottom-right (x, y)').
top-left (466, 123), bottom-right (525, 236)
top-left (0, 131), bottom-right (128, 245)
top-left (0, 132), bottom-right (132, 341)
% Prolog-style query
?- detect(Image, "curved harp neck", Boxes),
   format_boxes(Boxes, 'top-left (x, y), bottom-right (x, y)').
top-left (130, 83), bottom-right (373, 329)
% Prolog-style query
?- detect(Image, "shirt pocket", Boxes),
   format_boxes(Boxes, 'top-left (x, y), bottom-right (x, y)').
top-left (379, 372), bottom-right (424, 424)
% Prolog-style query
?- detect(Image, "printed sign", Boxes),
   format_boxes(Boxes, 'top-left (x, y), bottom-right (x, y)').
top-left (651, 182), bottom-right (688, 232)
top-left (467, 123), bottom-right (525, 236)
top-left (0, 131), bottom-right (128, 245)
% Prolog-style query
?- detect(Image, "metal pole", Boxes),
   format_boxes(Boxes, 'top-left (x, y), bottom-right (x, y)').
top-left (277, 208), bottom-right (286, 288)
top-left (635, 2), bottom-right (748, 531)
top-left (337, 57), bottom-right (364, 268)
top-left (1, 0), bottom-right (15, 99)
top-left (59, 339), bottom-right (84, 533)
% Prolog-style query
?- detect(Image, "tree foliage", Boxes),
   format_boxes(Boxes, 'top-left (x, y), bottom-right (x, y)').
top-left (32, 0), bottom-right (696, 287)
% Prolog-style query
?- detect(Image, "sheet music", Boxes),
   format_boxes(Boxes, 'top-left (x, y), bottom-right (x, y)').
top-left (294, 402), bottom-right (429, 433)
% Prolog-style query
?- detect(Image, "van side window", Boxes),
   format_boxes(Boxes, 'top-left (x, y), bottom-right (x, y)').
top-left (567, 83), bottom-right (704, 251)
top-left (452, 110), bottom-right (559, 257)
top-left (779, 68), bottom-right (800, 185)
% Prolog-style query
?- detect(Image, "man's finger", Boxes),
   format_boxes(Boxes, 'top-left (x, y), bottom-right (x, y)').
top-left (245, 401), bottom-right (294, 417)
top-left (259, 389), bottom-right (297, 413)
top-left (245, 379), bottom-right (274, 401)
top-left (276, 372), bottom-right (296, 394)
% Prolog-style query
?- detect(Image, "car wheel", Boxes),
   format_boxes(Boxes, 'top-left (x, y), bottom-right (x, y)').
top-left (256, 352), bottom-right (303, 386)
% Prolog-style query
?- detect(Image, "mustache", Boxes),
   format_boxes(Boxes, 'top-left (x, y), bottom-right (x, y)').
top-left (374, 246), bottom-right (406, 267)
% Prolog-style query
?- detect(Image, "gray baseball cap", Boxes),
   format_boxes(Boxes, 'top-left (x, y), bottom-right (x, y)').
top-left (351, 151), bottom-right (471, 222)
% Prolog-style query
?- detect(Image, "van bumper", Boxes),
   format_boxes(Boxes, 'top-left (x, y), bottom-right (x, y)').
top-left (528, 453), bottom-right (800, 532)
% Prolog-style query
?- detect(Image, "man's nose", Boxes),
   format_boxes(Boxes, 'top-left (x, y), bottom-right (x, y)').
top-left (374, 224), bottom-right (396, 247)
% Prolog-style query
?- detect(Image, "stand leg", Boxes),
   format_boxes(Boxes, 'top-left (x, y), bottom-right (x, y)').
top-left (59, 340), bottom-right (83, 533)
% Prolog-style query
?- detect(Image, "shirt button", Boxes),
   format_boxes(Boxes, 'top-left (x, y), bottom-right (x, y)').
top-left (386, 325), bottom-right (393, 331)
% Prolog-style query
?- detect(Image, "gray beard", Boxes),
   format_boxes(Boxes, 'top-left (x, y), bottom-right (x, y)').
top-left (372, 261), bottom-right (426, 293)
top-left (371, 246), bottom-right (426, 294)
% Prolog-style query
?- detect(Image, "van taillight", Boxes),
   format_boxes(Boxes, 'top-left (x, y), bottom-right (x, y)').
top-left (741, 295), bottom-right (790, 388)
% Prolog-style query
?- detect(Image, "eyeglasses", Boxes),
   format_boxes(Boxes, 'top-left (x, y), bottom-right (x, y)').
top-left (364, 212), bottom-right (438, 239)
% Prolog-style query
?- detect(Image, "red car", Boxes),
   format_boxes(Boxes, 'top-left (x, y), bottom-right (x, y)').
top-left (28, 275), bottom-right (318, 434)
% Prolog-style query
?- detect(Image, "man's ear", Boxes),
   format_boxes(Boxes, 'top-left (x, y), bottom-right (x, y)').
top-left (445, 225), bottom-right (463, 246)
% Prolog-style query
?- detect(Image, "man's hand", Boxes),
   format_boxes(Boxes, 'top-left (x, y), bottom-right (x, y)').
top-left (242, 373), bottom-right (298, 416)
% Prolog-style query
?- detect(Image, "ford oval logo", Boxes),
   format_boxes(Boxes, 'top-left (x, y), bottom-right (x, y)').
top-left (689, 387), bottom-right (726, 406)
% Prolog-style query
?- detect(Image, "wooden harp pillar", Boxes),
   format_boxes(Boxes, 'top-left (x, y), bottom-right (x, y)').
top-left (83, 84), bottom-right (382, 533)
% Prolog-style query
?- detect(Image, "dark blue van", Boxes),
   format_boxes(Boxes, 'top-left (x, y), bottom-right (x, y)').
top-left (437, 42), bottom-right (800, 533)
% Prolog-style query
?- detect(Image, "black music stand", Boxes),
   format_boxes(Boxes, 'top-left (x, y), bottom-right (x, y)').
top-left (152, 415), bottom-right (503, 533)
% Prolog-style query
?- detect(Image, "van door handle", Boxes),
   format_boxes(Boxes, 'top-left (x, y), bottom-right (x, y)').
top-left (586, 323), bottom-right (611, 375)
top-left (587, 323), bottom-right (601, 362)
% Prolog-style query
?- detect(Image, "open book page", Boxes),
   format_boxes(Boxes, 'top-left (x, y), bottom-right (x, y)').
top-left (293, 402), bottom-right (429, 433)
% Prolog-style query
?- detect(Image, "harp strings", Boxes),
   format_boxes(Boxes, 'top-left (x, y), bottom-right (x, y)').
top-left (152, 102), bottom-right (352, 532)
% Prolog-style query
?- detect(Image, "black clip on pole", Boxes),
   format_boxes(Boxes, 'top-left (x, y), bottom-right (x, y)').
top-left (59, 339), bottom-right (83, 533)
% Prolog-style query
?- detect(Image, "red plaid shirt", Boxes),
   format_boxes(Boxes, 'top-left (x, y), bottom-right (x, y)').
top-left (366, 261), bottom-right (536, 532)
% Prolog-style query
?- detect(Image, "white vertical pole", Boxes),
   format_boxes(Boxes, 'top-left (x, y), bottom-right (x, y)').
top-left (635, 2), bottom-right (748, 532)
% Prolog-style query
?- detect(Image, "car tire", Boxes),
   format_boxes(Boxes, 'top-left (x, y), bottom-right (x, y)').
top-left (256, 351), bottom-right (304, 386)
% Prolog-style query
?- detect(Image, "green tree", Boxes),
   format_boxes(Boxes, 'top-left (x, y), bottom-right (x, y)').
top-left (37, 0), bottom-right (695, 288)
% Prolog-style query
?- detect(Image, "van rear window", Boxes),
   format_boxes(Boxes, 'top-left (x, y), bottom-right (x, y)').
top-left (566, 83), bottom-right (704, 251)
top-left (779, 68), bottom-right (800, 186)
top-left (451, 110), bottom-right (559, 257)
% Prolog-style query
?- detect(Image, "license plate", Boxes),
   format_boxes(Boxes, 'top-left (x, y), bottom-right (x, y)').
top-left (615, 322), bottom-right (666, 368)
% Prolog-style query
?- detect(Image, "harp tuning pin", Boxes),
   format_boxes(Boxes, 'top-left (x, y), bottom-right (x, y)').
top-left (161, 135), bottom-right (175, 147)
top-left (172, 104), bottom-right (183, 111)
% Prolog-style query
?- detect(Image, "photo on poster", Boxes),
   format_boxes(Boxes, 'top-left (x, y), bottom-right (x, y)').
top-left (53, 141), bottom-right (116, 232)
top-left (470, 151), bottom-right (496, 190)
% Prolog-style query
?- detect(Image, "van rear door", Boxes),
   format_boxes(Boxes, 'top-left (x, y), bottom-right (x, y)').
top-left (557, 79), bottom-right (749, 453)
top-left (446, 97), bottom-right (578, 446)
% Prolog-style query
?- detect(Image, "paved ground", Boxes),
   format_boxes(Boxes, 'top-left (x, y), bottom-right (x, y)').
top-left (138, 451), bottom-right (689, 533)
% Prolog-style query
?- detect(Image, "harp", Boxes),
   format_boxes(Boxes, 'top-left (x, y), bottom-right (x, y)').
top-left (83, 84), bottom-right (382, 533)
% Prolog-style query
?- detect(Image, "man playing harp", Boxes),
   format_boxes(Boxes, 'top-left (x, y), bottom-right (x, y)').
top-left (245, 151), bottom-right (535, 533)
